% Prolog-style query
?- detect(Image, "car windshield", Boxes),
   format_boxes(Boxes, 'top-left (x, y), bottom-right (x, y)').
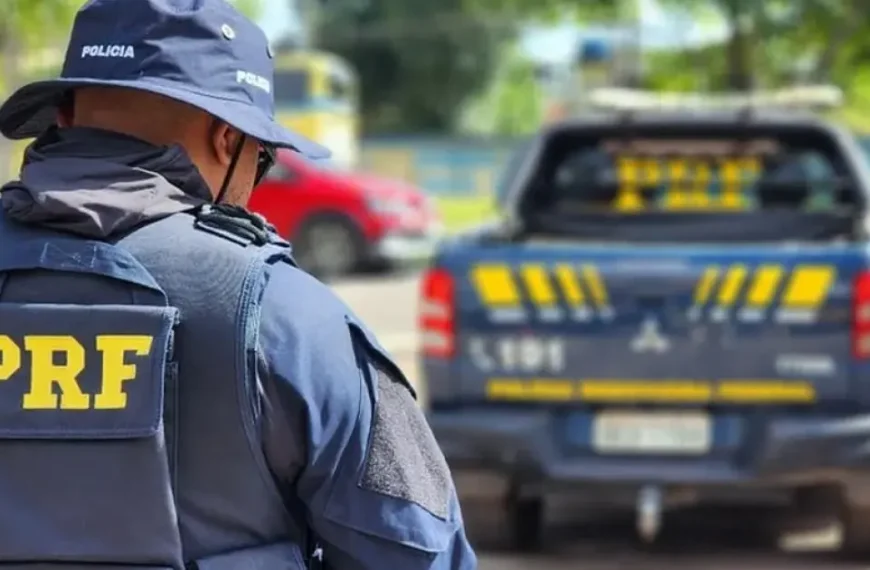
top-left (519, 121), bottom-right (862, 242)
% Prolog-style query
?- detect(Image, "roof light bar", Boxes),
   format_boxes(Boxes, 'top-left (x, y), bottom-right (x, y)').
top-left (587, 85), bottom-right (843, 112)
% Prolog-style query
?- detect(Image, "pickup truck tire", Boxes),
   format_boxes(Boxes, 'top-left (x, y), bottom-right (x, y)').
top-left (507, 494), bottom-right (546, 553)
top-left (839, 504), bottom-right (870, 559)
top-left (292, 215), bottom-right (363, 279)
top-left (463, 492), bottom-right (545, 553)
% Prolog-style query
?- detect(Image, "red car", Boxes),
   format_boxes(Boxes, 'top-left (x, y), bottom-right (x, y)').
top-left (249, 149), bottom-right (443, 277)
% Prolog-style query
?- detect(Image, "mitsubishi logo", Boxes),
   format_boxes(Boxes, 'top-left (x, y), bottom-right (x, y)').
top-left (631, 317), bottom-right (670, 353)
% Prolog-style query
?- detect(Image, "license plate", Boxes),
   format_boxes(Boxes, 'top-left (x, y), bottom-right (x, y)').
top-left (592, 411), bottom-right (712, 455)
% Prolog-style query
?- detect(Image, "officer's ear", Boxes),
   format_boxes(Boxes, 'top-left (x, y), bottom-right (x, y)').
top-left (56, 92), bottom-right (74, 127)
top-left (209, 120), bottom-right (244, 167)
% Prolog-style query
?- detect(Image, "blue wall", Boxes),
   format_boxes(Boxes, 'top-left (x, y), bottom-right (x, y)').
top-left (361, 135), bottom-right (870, 199)
top-left (359, 136), bottom-right (522, 197)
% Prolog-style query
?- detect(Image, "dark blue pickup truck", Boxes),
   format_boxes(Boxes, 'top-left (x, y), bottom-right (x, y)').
top-left (418, 111), bottom-right (870, 556)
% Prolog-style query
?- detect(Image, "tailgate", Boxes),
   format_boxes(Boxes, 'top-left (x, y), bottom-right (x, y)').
top-left (449, 244), bottom-right (865, 406)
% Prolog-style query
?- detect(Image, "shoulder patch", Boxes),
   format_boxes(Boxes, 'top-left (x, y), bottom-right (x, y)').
top-left (360, 363), bottom-right (451, 519)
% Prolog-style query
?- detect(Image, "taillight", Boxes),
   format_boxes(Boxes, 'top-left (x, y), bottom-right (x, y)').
top-left (852, 272), bottom-right (870, 358)
top-left (419, 267), bottom-right (455, 358)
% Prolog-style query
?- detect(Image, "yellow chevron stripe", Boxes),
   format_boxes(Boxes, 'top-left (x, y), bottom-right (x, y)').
top-left (745, 265), bottom-right (784, 308)
top-left (693, 266), bottom-right (720, 305)
top-left (781, 265), bottom-right (835, 309)
top-left (520, 264), bottom-right (557, 306)
top-left (470, 264), bottom-right (520, 307)
top-left (581, 264), bottom-right (608, 306)
top-left (717, 265), bottom-right (748, 306)
top-left (554, 264), bottom-right (585, 305)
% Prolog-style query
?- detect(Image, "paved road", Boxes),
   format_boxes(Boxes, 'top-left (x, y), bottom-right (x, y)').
top-left (330, 272), bottom-right (858, 569)
top-left (332, 271), bottom-right (421, 355)
top-left (469, 522), bottom-right (855, 570)
top-left (332, 271), bottom-right (421, 378)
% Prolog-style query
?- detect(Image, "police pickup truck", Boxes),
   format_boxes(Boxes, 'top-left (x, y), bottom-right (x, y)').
top-left (418, 87), bottom-right (870, 555)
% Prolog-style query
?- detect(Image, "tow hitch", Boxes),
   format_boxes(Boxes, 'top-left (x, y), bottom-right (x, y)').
top-left (637, 485), bottom-right (663, 543)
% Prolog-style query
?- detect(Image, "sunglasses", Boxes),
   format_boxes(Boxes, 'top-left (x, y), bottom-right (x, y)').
top-left (255, 144), bottom-right (276, 186)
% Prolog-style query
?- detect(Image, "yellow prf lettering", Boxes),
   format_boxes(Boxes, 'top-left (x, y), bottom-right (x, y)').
top-left (0, 335), bottom-right (21, 380)
top-left (23, 336), bottom-right (90, 410)
top-left (94, 335), bottom-right (153, 409)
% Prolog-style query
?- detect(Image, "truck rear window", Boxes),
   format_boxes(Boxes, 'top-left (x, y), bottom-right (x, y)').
top-left (522, 123), bottom-right (862, 242)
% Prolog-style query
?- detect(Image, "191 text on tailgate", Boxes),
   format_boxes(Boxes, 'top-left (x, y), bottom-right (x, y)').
top-left (418, 88), bottom-right (870, 557)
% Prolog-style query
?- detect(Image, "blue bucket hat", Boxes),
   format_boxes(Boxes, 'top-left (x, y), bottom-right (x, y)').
top-left (0, 0), bottom-right (330, 159)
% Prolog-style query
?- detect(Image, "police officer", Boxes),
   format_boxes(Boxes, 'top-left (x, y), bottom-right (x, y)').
top-left (0, 1), bottom-right (476, 569)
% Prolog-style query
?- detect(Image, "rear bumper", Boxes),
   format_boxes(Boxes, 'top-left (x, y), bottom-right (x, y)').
top-left (429, 408), bottom-right (870, 506)
top-left (367, 228), bottom-right (442, 265)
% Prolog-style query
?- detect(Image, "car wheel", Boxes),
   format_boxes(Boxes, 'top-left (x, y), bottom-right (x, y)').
top-left (293, 217), bottom-right (363, 279)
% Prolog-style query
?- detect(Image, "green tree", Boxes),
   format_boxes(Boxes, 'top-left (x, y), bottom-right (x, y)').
top-left (0, 0), bottom-right (260, 52)
top-left (0, 0), bottom-right (263, 88)
top-left (0, 0), bottom-right (80, 84)
top-left (461, 47), bottom-right (543, 136)
top-left (461, 0), bottom-right (621, 24)
top-left (232, 0), bottom-right (261, 18)
top-left (0, 0), bottom-right (79, 49)
top-left (461, 0), bottom-right (870, 94)
top-left (312, 0), bottom-right (625, 134)
top-left (785, 0), bottom-right (870, 87)
top-left (0, 0), bottom-right (263, 181)
top-left (315, 0), bottom-right (501, 134)
top-left (640, 0), bottom-right (765, 91)
top-left (654, 0), bottom-right (870, 91)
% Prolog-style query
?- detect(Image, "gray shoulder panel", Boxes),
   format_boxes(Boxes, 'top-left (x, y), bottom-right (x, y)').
top-left (360, 364), bottom-right (451, 519)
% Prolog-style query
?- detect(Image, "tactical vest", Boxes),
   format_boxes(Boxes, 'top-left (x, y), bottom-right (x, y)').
top-left (0, 206), bottom-right (313, 569)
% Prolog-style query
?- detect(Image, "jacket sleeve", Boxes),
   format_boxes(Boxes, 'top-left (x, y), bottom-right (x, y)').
top-left (257, 262), bottom-right (477, 570)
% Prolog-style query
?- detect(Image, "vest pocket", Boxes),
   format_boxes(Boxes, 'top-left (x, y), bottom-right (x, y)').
top-left (0, 305), bottom-right (182, 567)
top-left (191, 542), bottom-right (307, 570)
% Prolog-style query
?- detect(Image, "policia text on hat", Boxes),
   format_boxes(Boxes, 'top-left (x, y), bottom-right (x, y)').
top-left (0, 1), bottom-right (477, 569)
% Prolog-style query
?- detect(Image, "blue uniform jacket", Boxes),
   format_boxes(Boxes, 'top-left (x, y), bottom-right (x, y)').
top-left (258, 262), bottom-right (478, 570)
top-left (1, 126), bottom-right (478, 570)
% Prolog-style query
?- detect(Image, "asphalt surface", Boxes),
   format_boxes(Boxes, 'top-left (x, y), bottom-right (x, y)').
top-left (332, 270), bottom-right (421, 378)
top-left (331, 271), bottom-right (862, 569)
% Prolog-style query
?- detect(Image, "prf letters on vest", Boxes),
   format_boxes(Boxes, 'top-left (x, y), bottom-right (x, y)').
top-left (0, 335), bottom-right (153, 410)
